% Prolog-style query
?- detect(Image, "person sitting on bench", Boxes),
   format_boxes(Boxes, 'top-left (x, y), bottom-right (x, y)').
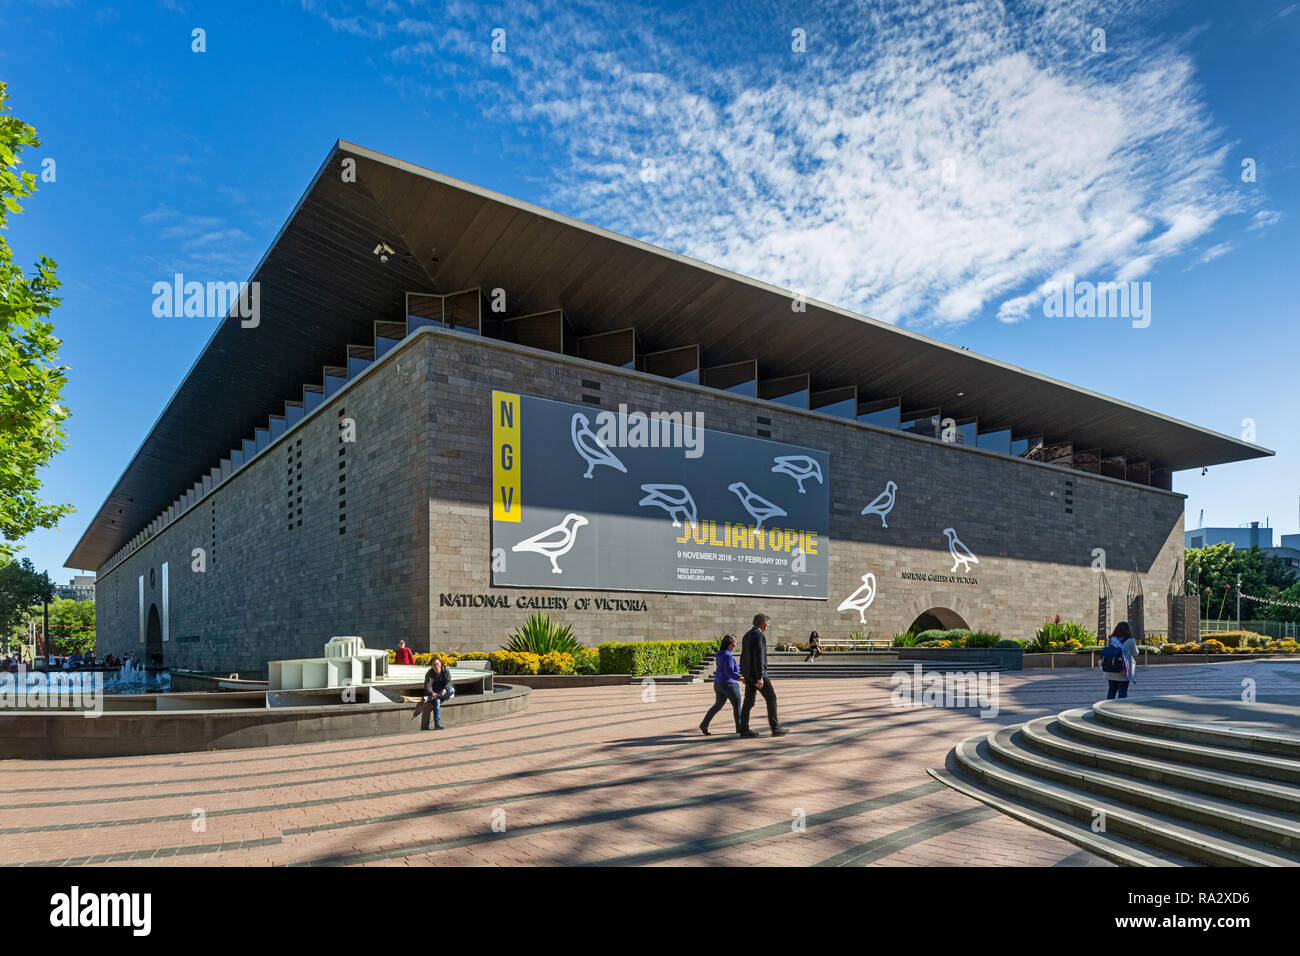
top-left (423, 658), bottom-right (455, 730)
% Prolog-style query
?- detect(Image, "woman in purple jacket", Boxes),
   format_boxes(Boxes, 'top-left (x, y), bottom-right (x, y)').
top-left (700, 635), bottom-right (743, 735)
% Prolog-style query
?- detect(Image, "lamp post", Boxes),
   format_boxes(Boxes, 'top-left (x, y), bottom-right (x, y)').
top-left (1236, 572), bottom-right (1242, 632)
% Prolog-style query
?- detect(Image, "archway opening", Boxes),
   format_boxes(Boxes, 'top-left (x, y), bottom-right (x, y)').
top-left (907, 607), bottom-right (969, 635)
top-left (145, 604), bottom-right (163, 667)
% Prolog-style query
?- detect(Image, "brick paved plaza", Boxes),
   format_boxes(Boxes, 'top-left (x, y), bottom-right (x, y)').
top-left (2, 659), bottom-right (1297, 867)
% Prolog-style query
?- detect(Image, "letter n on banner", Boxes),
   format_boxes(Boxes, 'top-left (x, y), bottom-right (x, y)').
top-left (492, 390), bottom-right (521, 522)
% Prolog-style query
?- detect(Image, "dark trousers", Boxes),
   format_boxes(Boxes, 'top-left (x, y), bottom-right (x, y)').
top-left (740, 678), bottom-right (779, 732)
top-left (702, 681), bottom-right (742, 732)
top-left (1106, 680), bottom-right (1129, 700)
top-left (804, 647), bottom-right (822, 663)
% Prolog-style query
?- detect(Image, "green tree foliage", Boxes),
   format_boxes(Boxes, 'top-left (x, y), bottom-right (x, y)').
top-left (1186, 544), bottom-right (1299, 623)
top-left (47, 596), bottom-right (95, 655)
top-left (0, 555), bottom-right (52, 638)
top-left (0, 82), bottom-right (72, 554)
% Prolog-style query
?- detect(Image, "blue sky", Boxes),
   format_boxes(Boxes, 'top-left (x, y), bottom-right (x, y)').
top-left (2, 0), bottom-right (1298, 578)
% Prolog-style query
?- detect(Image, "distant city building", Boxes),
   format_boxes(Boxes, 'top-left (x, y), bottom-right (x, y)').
top-left (1185, 522), bottom-right (1300, 571)
top-left (1272, 536), bottom-right (1300, 572)
top-left (1185, 522), bottom-right (1273, 550)
top-left (52, 574), bottom-right (96, 602)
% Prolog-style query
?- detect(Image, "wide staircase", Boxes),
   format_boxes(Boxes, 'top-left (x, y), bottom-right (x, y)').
top-left (689, 651), bottom-right (1003, 682)
top-left (931, 695), bottom-right (1300, 866)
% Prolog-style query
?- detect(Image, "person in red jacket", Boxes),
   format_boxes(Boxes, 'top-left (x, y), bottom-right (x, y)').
top-left (394, 640), bottom-right (415, 666)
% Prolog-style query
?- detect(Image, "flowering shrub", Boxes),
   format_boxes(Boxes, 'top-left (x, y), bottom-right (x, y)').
top-left (538, 651), bottom-right (575, 675)
top-left (388, 649), bottom-right (457, 666)
top-left (487, 650), bottom-right (542, 675)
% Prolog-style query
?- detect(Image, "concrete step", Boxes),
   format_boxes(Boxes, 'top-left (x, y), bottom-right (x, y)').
top-left (1056, 708), bottom-right (1300, 786)
top-left (1092, 696), bottom-right (1300, 759)
top-left (950, 733), bottom-right (1300, 866)
top-left (988, 725), bottom-right (1300, 853)
top-left (1019, 716), bottom-right (1300, 815)
top-left (926, 765), bottom-right (1186, 867)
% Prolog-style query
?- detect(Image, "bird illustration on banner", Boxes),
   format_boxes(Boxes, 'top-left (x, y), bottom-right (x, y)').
top-left (512, 513), bottom-right (589, 573)
top-left (728, 482), bottom-right (787, 531)
top-left (571, 412), bottom-right (627, 479)
top-left (944, 527), bottom-right (978, 574)
top-left (771, 455), bottom-right (823, 494)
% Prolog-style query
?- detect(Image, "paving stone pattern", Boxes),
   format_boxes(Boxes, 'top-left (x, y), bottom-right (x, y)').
top-left (4, 661), bottom-right (1292, 867)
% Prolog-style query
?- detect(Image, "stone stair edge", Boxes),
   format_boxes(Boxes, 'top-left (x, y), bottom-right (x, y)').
top-left (952, 733), bottom-right (1300, 866)
top-left (987, 726), bottom-right (1300, 852)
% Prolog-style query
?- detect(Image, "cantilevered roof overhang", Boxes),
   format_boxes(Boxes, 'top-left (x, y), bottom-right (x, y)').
top-left (67, 140), bottom-right (1272, 570)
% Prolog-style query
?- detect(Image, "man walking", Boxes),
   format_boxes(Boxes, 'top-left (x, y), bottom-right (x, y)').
top-left (739, 613), bottom-right (789, 738)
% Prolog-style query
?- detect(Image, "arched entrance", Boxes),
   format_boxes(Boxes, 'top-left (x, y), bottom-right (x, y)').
top-left (907, 607), bottom-right (970, 634)
top-left (145, 604), bottom-right (163, 667)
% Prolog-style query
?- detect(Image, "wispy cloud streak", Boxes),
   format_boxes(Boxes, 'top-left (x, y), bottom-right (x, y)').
top-left (303, 0), bottom-right (1253, 327)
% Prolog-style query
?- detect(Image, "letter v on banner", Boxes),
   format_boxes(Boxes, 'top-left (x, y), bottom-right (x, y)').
top-left (492, 390), bottom-right (522, 522)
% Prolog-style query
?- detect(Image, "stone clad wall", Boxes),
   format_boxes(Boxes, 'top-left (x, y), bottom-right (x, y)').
top-left (94, 326), bottom-right (1185, 669)
top-left (95, 336), bottom-right (433, 674)
top-left (427, 332), bottom-right (1184, 651)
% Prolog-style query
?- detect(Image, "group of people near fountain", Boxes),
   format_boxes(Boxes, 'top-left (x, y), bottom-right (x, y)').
top-left (0, 651), bottom-right (101, 671)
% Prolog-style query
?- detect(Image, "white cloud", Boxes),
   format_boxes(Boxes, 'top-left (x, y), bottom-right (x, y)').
top-left (1198, 242), bottom-right (1234, 264)
top-left (302, 0), bottom-right (1254, 329)
top-left (1250, 209), bottom-right (1283, 230)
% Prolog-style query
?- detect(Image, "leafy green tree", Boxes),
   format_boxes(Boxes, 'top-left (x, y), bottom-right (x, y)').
top-left (47, 596), bottom-right (94, 655)
top-left (0, 82), bottom-right (71, 555)
top-left (1186, 544), bottom-right (1299, 623)
top-left (0, 555), bottom-right (52, 640)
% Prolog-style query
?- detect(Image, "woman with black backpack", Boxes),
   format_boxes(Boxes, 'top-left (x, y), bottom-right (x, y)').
top-left (1101, 621), bottom-right (1137, 699)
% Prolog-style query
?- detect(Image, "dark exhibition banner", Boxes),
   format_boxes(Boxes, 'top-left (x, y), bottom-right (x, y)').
top-left (491, 390), bottom-right (830, 599)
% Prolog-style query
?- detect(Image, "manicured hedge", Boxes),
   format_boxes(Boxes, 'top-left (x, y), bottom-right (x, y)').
top-left (1161, 639), bottom-right (1300, 655)
top-left (384, 647), bottom-right (600, 675)
top-left (914, 628), bottom-right (969, 643)
top-left (597, 639), bottom-right (723, 677)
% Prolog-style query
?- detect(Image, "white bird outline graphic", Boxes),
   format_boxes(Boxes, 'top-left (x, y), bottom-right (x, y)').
top-left (770, 455), bottom-right (823, 494)
top-left (728, 482), bottom-right (787, 531)
top-left (944, 527), bottom-right (978, 573)
top-left (570, 412), bottom-right (627, 479)
top-left (861, 480), bottom-right (897, 527)
top-left (512, 513), bottom-right (589, 574)
top-left (837, 572), bottom-right (877, 624)
top-left (638, 483), bottom-right (697, 527)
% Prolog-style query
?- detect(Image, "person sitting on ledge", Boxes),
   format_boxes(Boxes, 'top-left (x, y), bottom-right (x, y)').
top-left (423, 658), bottom-right (455, 730)
top-left (394, 640), bottom-right (415, 666)
top-left (804, 631), bottom-right (823, 663)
